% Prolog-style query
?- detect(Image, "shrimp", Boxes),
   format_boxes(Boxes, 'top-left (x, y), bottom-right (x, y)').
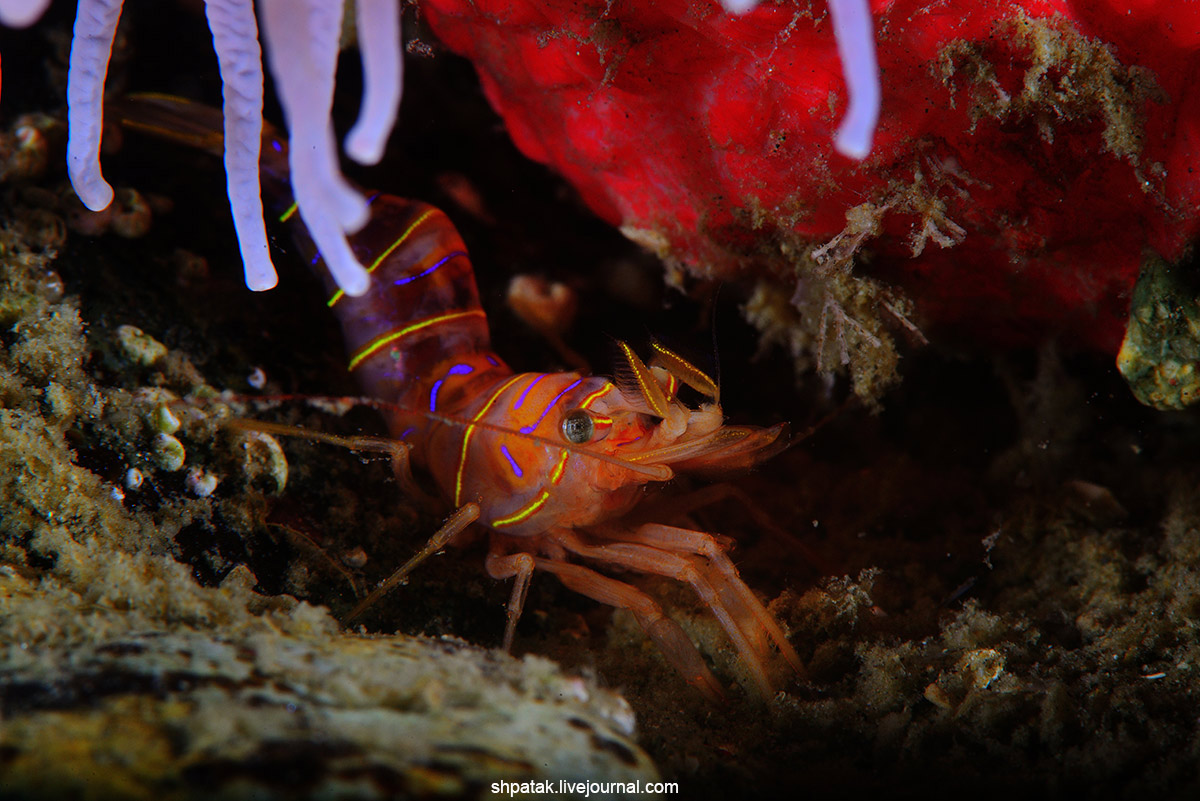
top-left (118, 94), bottom-right (803, 700)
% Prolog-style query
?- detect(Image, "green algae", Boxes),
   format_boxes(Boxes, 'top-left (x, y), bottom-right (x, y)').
top-left (938, 11), bottom-right (1162, 160)
top-left (1117, 252), bottom-right (1200, 410)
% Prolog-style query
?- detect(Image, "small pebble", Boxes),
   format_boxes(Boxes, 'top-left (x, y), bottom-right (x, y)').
top-left (117, 325), bottom-right (168, 366)
top-left (110, 187), bottom-right (153, 239)
top-left (185, 467), bottom-right (218, 498)
top-left (341, 547), bottom-right (368, 569)
top-left (153, 433), bottom-right (186, 472)
top-left (151, 404), bottom-right (181, 434)
top-left (241, 431), bottom-right (288, 493)
top-left (124, 468), bottom-right (144, 490)
top-left (37, 269), bottom-right (64, 302)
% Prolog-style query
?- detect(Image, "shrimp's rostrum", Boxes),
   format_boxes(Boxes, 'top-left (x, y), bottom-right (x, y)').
top-left (121, 96), bottom-right (802, 702)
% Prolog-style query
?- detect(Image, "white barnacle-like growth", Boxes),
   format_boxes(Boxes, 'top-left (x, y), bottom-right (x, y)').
top-left (0, 0), bottom-right (402, 295)
top-left (720, 0), bottom-right (879, 160)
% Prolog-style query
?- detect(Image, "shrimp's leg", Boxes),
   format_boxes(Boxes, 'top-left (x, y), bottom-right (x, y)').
top-left (554, 530), bottom-right (791, 697)
top-left (614, 523), bottom-right (805, 678)
top-left (484, 548), bottom-right (535, 652)
top-left (533, 557), bottom-right (725, 703)
top-left (343, 502), bottom-right (480, 624)
top-left (643, 483), bottom-right (830, 576)
top-left (387, 438), bottom-right (440, 511)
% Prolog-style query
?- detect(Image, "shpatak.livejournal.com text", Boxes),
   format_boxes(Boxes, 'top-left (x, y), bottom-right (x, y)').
top-left (491, 779), bottom-right (679, 797)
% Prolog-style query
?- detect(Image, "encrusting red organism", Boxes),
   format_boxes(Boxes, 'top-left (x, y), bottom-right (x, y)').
top-left (419, 0), bottom-right (1200, 353)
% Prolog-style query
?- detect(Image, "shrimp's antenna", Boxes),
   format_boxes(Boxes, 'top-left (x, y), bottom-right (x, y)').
top-left (206, 393), bottom-right (674, 480)
top-left (711, 282), bottom-right (723, 399)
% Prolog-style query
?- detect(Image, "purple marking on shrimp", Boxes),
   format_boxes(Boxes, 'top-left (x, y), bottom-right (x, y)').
top-left (499, 444), bottom-right (524, 478)
top-left (394, 251), bottom-right (466, 286)
top-left (430, 379), bottom-right (445, 412)
top-left (514, 373), bottom-right (547, 410)
top-left (271, 140), bottom-right (283, 153)
top-left (486, 355), bottom-right (499, 366)
top-left (400, 427), bottom-right (415, 440)
top-left (521, 378), bottom-right (583, 434)
top-left (430, 364), bottom-right (471, 412)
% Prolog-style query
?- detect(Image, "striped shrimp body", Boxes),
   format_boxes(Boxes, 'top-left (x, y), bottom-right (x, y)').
top-left (121, 95), bottom-right (801, 700)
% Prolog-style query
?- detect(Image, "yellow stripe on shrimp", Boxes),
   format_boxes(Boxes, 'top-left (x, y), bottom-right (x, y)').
top-left (491, 490), bottom-right (551, 528)
top-left (328, 208), bottom-right (442, 307)
top-left (454, 373), bottom-right (527, 506)
top-left (348, 310), bottom-right (486, 372)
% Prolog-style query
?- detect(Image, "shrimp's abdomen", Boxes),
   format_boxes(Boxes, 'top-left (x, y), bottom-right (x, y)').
top-left (299, 197), bottom-right (504, 410)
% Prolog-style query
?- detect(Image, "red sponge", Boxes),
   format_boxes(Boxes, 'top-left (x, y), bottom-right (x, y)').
top-left (421, 0), bottom-right (1200, 354)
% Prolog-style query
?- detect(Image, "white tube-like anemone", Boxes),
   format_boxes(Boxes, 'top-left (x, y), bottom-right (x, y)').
top-left (67, 0), bottom-right (123, 211)
top-left (260, 0), bottom-right (369, 295)
top-left (0, 0), bottom-right (51, 28)
top-left (827, 0), bottom-right (880, 160)
top-left (260, 0), bottom-right (366, 236)
top-left (4, 0), bottom-right (403, 296)
top-left (718, 0), bottom-right (759, 16)
top-left (346, 0), bottom-right (403, 165)
top-left (14, 0), bottom-right (872, 284)
top-left (204, 0), bottom-right (276, 291)
top-left (720, 0), bottom-right (880, 160)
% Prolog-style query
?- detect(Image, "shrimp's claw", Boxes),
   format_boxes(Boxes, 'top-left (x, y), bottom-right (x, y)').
top-left (635, 422), bottom-right (789, 475)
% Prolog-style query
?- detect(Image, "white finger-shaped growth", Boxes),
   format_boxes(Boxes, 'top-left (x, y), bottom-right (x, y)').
top-left (718, 0), bottom-right (759, 14)
top-left (204, 0), bottom-right (277, 291)
top-left (67, 0), bottom-right (124, 211)
top-left (828, 0), bottom-right (880, 160)
top-left (301, 0), bottom-right (369, 232)
top-left (261, 0), bottom-right (369, 295)
top-left (0, 0), bottom-right (52, 27)
top-left (345, 0), bottom-right (402, 166)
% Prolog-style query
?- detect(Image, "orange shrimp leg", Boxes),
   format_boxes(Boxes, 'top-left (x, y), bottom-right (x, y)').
top-left (554, 529), bottom-right (799, 697)
top-left (344, 502), bottom-right (480, 624)
top-left (532, 557), bottom-right (726, 704)
top-left (484, 549), bottom-right (535, 652)
top-left (384, 432), bottom-right (441, 512)
top-left (553, 531), bottom-right (773, 696)
top-left (639, 482), bottom-right (832, 576)
top-left (615, 523), bottom-right (806, 678)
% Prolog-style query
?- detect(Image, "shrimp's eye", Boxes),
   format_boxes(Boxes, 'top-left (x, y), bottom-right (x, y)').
top-left (560, 409), bottom-right (595, 444)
